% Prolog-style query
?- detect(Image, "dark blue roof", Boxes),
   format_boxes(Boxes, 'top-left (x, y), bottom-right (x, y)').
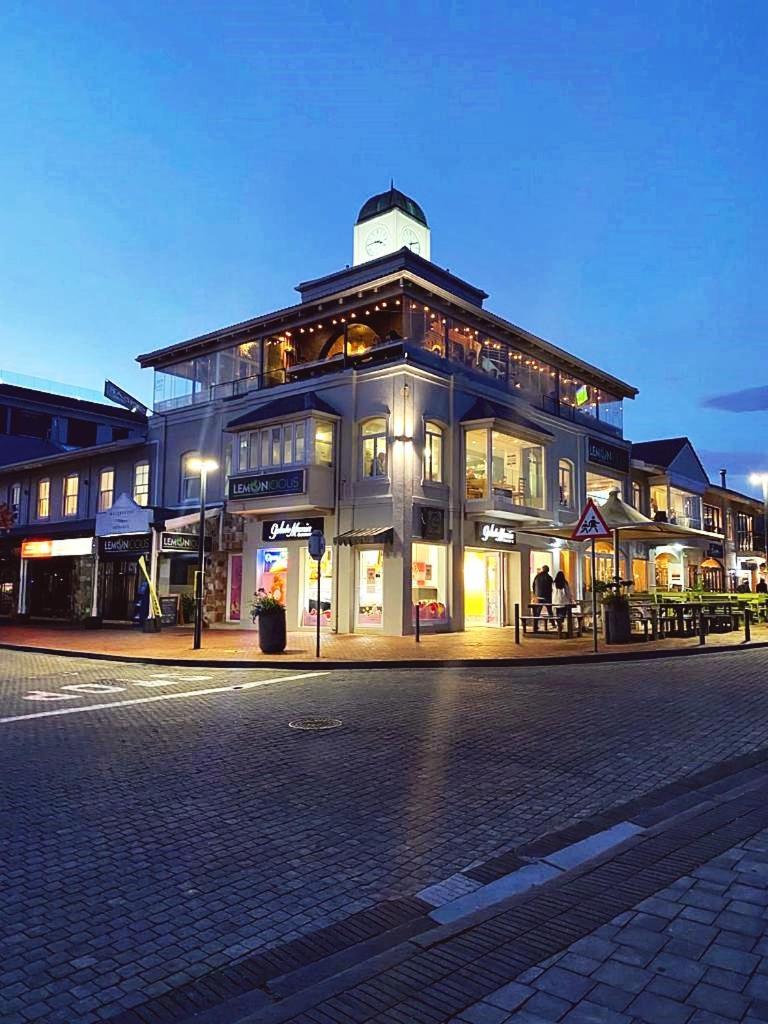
top-left (461, 398), bottom-right (554, 437)
top-left (0, 435), bottom-right (66, 467)
top-left (356, 188), bottom-right (428, 227)
top-left (226, 394), bottom-right (338, 430)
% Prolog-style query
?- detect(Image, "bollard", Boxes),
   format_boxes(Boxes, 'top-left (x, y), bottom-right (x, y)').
top-left (415, 602), bottom-right (421, 643)
top-left (514, 603), bottom-right (521, 645)
top-left (567, 605), bottom-right (574, 640)
top-left (650, 607), bottom-right (658, 642)
top-left (744, 606), bottom-right (751, 643)
top-left (698, 609), bottom-right (706, 646)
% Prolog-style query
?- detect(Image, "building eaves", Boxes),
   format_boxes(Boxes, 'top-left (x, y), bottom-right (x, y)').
top-left (0, 438), bottom-right (151, 475)
top-left (0, 382), bottom-right (148, 422)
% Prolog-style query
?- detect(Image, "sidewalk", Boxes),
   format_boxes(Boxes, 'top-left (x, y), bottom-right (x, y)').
top-left (1, 620), bottom-right (766, 667)
top-left (97, 755), bottom-right (768, 1024)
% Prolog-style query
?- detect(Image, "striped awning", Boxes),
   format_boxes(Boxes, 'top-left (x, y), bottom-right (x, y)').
top-left (334, 527), bottom-right (394, 546)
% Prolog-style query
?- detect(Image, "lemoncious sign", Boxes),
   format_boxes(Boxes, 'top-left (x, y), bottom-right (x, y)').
top-left (229, 470), bottom-right (304, 500)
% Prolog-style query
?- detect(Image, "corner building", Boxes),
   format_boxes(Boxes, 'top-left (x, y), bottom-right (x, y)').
top-left (139, 190), bottom-right (638, 635)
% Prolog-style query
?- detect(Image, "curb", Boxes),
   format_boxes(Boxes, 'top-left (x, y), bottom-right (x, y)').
top-left (0, 637), bottom-right (766, 671)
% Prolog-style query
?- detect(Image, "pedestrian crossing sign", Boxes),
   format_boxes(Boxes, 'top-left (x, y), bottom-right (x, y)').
top-left (571, 498), bottom-right (611, 540)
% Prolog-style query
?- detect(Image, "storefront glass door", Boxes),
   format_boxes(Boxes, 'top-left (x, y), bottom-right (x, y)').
top-left (227, 554), bottom-right (243, 621)
top-left (464, 549), bottom-right (502, 626)
top-left (301, 549), bottom-right (333, 628)
top-left (257, 548), bottom-right (287, 605)
top-left (357, 548), bottom-right (384, 627)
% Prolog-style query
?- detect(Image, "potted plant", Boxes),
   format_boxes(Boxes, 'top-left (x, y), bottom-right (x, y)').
top-left (251, 595), bottom-right (286, 654)
top-left (598, 581), bottom-right (633, 644)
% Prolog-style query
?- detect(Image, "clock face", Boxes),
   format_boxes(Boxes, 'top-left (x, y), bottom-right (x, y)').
top-left (402, 227), bottom-right (421, 254)
top-left (365, 225), bottom-right (389, 257)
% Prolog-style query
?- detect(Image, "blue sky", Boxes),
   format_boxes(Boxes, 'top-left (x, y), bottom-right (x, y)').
top-left (1, 1), bottom-right (766, 491)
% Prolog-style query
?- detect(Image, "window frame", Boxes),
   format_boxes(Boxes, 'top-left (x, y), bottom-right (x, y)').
top-left (37, 478), bottom-right (51, 520)
top-left (62, 472), bottom-right (80, 518)
top-left (98, 467), bottom-right (115, 512)
top-left (133, 460), bottom-right (150, 507)
top-left (360, 417), bottom-right (389, 479)
top-left (558, 458), bottom-right (574, 510)
top-left (181, 451), bottom-right (202, 502)
top-left (423, 420), bottom-right (444, 484)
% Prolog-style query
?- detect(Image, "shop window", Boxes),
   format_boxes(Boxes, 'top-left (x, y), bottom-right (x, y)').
top-left (584, 539), bottom-right (626, 589)
top-left (98, 469), bottom-right (115, 512)
top-left (63, 474), bottom-right (79, 517)
top-left (587, 472), bottom-right (621, 506)
top-left (133, 462), bottom-right (150, 507)
top-left (315, 421), bottom-right (333, 465)
top-left (558, 459), bottom-right (574, 509)
top-left (424, 421), bottom-right (444, 483)
top-left (704, 504), bottom-right (722, 534)
top-left (464, 549), bottom-right (502, 626)
top-left (302, 549), bottom-right (333, 628)
top-left (412, 543), bottom-right (447, 624)
top-left (357, 549), bottom-right (384, 626)
top-left (491, 431), bottom-right (544, 507)
top-left (37, 479), bottom-right (50, 519)
top-left (257, 548), bottom-right (287, 604)
top-left (465, 428), bottom-right (487, 499)
top-left (181, 451), bottom-right (201, 502)
top-left (632, 558), bottom-right (649, 593)
top-left (361, 418), bottom-right (388, 478)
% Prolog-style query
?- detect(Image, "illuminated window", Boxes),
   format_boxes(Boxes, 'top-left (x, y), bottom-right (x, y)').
top-left (314, 421), bottom-right (333, 465)
top-left (63, 474), bottom-right (79, 517)
top-left (9, 482), bottom-right (21, 518)
top-left (558, 459), bottom-right (574, 509)
top-left (632, 481), bottom-right (642, 511)
top-left (361, 418), bottom-right (388, 478)
top-left (181, 451), bottom-right (201, 501)
top-left (133, 461), bottom-right (150, 507)
top-left (98, 469), bottom-right (115, 512)
top-left (37, 479), bottom-right (50, 519)
top-left (424, 421), bottom-right (443, 483)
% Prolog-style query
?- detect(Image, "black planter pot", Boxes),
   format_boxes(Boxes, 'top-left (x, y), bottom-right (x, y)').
top-left (604, 602), bottom-right (632, 644)
top-left (142, 617), bottom-right (162, 633)
top-left (258, 608), bottom-right (287, 654)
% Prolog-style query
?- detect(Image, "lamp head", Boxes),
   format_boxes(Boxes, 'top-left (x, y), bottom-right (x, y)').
top-left (188, 457), bottom-right (219, 474)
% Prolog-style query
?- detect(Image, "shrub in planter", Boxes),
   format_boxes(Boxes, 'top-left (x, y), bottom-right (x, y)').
top-left (603, 592), bottom-right (632, 644)
top-left (251, 595), bottom-right (287, 654)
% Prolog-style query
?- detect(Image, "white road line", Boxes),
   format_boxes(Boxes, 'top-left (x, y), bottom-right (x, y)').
top-left (0, 672), bottom-right (330, 724)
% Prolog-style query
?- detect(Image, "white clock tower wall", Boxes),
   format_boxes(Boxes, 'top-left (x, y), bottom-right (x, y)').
top-left (353, 209), bottom-right (431, 266)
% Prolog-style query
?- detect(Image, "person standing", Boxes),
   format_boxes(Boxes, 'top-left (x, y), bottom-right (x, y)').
top-left (552, 570), bottom-right (574, 626)
top-left (532, 565), bottom-right (553, 631)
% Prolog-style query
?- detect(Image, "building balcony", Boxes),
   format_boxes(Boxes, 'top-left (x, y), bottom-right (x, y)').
top-left (466, 484), bottom-right (547, 521)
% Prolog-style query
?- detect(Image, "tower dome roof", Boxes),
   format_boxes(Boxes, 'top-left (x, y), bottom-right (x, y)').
top-left (356, 187), bottom-right (428, 227)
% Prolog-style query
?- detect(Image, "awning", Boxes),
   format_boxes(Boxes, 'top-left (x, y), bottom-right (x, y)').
top-left (227, 394), bottom-right (339, 430)
top-left (334, 527), bottom-right (394, 546)
top-left (163, 508), bottom-right (220, 531)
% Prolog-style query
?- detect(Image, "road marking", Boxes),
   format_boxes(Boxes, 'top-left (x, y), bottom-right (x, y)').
top-left (23, 691), bottom-right (81, 702)
top-left (61, 683), bottom-right (127, 694)
top-left (1, 672), bottom-right (329, 724)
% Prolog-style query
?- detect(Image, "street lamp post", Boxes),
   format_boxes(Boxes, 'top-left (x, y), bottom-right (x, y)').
top-left (750, 473), bottom-right (768, 580)
top-left (189, 457), bottom-right (219, 650)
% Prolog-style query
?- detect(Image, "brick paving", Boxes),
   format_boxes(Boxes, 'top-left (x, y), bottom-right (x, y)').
top-left (3, 648), bottom-right (768, 1022)
top-left (259, 786), bottom-right (768, 1024)
top-left (1, 618), bottom-right (766, 664)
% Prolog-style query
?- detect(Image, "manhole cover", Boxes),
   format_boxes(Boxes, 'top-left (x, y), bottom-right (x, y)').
top-left (288, 717), bottom-right (342, 731)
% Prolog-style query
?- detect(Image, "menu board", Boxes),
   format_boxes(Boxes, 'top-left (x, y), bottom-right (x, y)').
top-left (159, 595), bottom-right (180, 626)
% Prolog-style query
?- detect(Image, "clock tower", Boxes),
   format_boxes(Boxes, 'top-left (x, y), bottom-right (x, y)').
top-left (353, 186), bottom-right (431, 266)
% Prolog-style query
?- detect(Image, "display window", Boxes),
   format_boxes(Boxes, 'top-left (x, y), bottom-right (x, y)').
top-left (257, 547), bottom-right (287, 604)
top-left (301, 549), bottom-right (333, 628)
top-left (411, 542), bottom-right (448, 624)
top-left (227, 554), bottom-right (243, 621)
top-left (357, 548), bottom-right (384, 626)
top-left (464, 549), bottom-right (502, 626)
top-left (631, 558), bottom-right (649, 593)
top-left (586, 472), bottom-right (622, 505)
top-left (583, 540), bottom-right (627, 588)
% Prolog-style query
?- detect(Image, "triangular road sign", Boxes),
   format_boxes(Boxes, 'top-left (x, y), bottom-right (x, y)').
top-left (571, 498), bottom-right (611, 541)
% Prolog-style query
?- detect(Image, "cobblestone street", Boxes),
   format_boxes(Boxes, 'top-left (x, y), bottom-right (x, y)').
top-left (3, 647), bottom-right (768, 1023)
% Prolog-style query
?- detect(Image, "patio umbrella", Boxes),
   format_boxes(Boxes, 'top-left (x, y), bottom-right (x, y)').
top-left (519, 490), bottom-right (721, 580)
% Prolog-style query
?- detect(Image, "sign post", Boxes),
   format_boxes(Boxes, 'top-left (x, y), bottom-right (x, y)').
top-left (571, 498), bottom-right (611, 654)
top-left (308, 529), bottom-right (326, 659)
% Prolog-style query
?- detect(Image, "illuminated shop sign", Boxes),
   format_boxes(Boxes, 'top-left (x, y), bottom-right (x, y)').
top-left (98, 534), bottom-right (152, 557)
top-left (586, 437), bottom-right (630, 474)
top-left (22, 537), bottom-right (94, 559)
top-left (475, 521), bottom-right (517, 546)
top-left (229, 470), bottom-right (305, 500)
top-left (160, 532), bottom-right (212, 554)
top-left (262, 517), bottom-right (324, 542)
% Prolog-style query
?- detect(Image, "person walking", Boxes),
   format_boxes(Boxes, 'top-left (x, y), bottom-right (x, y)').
top-left (532, 565), bottom-right (553, 631)
top-left (552, 570), bottom-right (575, 629)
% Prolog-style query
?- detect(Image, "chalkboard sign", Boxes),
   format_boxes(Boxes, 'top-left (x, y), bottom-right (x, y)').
top-left (159, 595), bottom-right (180, 626)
